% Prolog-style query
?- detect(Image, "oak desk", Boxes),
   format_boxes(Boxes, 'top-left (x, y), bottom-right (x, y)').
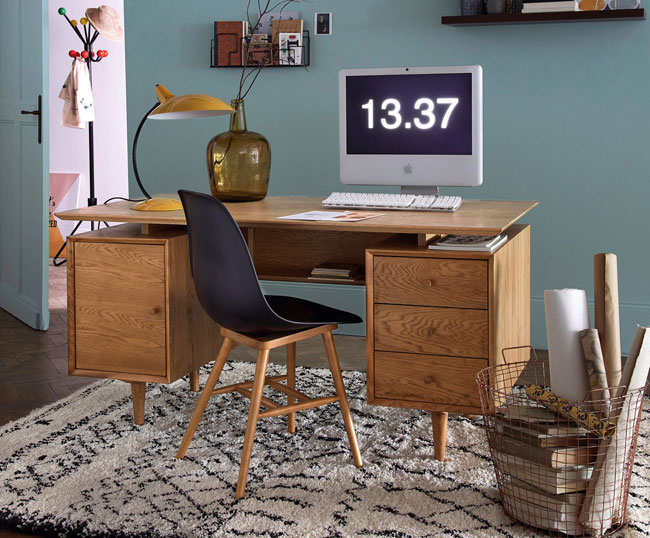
top-left (57, 197), bottom-right (537, 460)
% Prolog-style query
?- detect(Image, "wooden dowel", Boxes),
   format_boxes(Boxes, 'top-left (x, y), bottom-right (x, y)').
top-left (234, 387), bottom-right (279, 409)
top-left (258, 395), bottom-right (340, 418)
top-left (212, 374), bottom-right (288, 395)
top-left (265, 378), bottom-right (311, 402)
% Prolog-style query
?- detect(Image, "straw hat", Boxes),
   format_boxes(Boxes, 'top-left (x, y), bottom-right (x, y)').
top-left (85, 5), bottom-right (123, 42)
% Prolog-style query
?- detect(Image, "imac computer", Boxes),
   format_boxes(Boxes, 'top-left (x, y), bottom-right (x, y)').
top-left (323, 65), bottom-right (483, 212)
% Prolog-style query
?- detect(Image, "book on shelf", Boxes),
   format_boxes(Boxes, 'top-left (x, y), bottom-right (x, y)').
top-left (257, 10), bottom-right (300, 36)
top-left (309, 263), bottom-right (361, 282)
top-left (214, 21), bottom-right (249, 66)
top-left (522, 1), bottom-right (577, 12)
top-left (492, 449), bottom-right (593, 494)
top-left (428, 234), bottom-right (507, 252)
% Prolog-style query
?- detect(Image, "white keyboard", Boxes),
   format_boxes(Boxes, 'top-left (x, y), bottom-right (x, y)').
top-left (322, 192), bottom-right (462, 212)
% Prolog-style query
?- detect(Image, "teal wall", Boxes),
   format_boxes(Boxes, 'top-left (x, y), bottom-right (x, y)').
top-left (125, 0), bottom-right (650, 351)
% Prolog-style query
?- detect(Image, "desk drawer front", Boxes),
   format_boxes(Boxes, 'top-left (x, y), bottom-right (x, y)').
top-left (374, 351), bottom-right (486, 407)
top-left (373, 256), bottom-right (487, 309)
top-left (73, 242), bottom-right (167, 377)
top-left (374, 304), bottom-right (488, 358)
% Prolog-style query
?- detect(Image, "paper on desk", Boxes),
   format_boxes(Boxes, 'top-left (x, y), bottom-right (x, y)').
top-left (277, 211), bottom-right (385, 222)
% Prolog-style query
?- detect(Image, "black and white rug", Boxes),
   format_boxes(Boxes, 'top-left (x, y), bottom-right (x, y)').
top-left (1, 361), bottom-right (649, 537)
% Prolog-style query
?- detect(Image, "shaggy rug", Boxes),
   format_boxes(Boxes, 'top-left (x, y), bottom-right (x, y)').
top-left (1, 361), bottom-right (649, 538)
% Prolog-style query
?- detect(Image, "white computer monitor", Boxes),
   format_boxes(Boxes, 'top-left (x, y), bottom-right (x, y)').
top-left (338, 65), bottom-right (483, 192)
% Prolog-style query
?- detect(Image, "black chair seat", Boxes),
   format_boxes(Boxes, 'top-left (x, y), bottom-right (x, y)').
top-left (265, 295), bottom-right (362, 327)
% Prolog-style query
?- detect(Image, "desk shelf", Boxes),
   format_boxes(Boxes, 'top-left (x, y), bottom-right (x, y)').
top-left (441, 8), bottom-right (645, 26)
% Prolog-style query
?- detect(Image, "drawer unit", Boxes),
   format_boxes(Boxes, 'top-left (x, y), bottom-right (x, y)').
top-left (374, 304), bottom-right (488, 358)
top-left (373, 257), bottom-right (487, 309)
top-left (375, 352), bottom-right (487, 408)
top-left (366, 224), bottom-right (531, 458)
top-left (68, 224), bottom-right (221, 424)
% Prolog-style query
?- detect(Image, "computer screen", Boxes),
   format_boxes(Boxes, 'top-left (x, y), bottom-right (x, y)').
top-left (339, 66), bottom-right (482, 190)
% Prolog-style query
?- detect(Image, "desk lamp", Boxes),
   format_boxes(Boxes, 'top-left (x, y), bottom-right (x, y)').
top-left (131, 84), bottom-right (234, 211)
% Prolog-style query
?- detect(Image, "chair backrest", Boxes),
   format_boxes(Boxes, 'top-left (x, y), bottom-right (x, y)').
top-left (179, 190), bottom-right (297, 335)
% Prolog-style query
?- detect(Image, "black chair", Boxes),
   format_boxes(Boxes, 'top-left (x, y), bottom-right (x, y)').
top-left (176, 190), bottom-right (363, 499)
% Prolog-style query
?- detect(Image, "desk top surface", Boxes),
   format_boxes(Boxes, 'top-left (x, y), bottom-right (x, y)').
top-left (56, 197), bottom-right (538, 236)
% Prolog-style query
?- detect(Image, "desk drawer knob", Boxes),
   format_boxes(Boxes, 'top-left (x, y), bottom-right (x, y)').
top-left (423, 376), bottom-right (433, 384)
top-left (426, 279), bottom-right (436, 287)
top-left (152, 306), bottom-right (161, 315)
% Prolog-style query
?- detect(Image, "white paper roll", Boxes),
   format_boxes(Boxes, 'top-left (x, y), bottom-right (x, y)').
top-left (544, 289), bottom-right (590, 401)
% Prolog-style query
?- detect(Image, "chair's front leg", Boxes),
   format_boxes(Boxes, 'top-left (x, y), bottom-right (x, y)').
top-left (322, 331), bottom-right (363, 468)
top-left (236, 348), bottom-right (270, 499)
top-left (286, 342), bottom-right (296, 433)
top-left (177, 337), bottom-right (234, 459)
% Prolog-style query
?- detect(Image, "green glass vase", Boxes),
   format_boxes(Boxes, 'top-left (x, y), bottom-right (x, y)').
top-left (207, 99), bottom-right (271, 202)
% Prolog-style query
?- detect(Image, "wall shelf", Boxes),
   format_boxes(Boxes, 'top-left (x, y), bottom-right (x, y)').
top-left (441, 8), bottom-right (645, 26)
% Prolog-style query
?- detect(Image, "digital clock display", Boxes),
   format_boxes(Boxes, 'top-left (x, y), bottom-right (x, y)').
top-left (346, 73), bottom-right (473, 155)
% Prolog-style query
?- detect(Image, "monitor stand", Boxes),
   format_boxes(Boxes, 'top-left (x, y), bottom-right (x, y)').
top-left (400, 186), bottom-right (440, 196)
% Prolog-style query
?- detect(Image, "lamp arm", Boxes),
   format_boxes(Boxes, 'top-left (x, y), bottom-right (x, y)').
top-left (132, 102), bottom-right (159, 200)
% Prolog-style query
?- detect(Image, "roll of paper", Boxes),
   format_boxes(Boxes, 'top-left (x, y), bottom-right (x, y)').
top-left (579, 328), bottom-right (610, 414)
top-left (594, 253), bottom-right (622, 394)
top-left (579, 325), bottom-right (650, 534)
top-left (544, 289), bottom-right (590, 402)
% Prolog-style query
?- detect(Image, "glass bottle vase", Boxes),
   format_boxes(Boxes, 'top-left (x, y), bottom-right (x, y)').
top-left (207, 99), bottom-right (271, 202)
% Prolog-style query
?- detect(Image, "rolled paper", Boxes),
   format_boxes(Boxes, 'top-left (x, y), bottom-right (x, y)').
top-left (525, 384), bottom-right (616, 438)
top-left (594, 253), bottom-right (622, 395)
top-left (544, 289), bottom-right (591, 401)
top-left (579, 328), bottom-right (610, 414)
top-left (579, 325), bottom-right (650, 534)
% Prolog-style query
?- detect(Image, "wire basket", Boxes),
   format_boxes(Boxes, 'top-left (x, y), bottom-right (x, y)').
top-left (477, 349), bottom-right (647, 537)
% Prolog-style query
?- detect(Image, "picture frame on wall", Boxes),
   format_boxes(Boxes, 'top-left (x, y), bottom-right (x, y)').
top-left (314, 12), bottom-right (332, 35)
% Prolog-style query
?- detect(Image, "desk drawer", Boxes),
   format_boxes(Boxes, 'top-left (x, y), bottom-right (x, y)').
top-left (374, 351), bottom-right (486, 407)
top-left (373, 256), bottom-right (487, 309)
top-left (374, 304), bottom-right (488, 358)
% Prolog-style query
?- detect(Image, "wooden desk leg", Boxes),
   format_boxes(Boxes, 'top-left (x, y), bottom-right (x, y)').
top-left (189, 369), bottom-right (200, 392)
top-left (286, 342), bottom-right (296, 434)
top-left (131, 382), bottom-right (146, 426)
top-left (431, 411), bottom-right (448, 461)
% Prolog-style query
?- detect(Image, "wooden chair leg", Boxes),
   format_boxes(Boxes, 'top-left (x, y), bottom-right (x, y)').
top-left (431, 411), bottom-right (449, 461)
top-left (235, 348), bottom-right (270, 499)
top-left (130, 382), bottom-right (146, 426)
top-left (177, 337), bottom-right (234, 459)
top-left (322, 331), bottom-right (363, 468)
top-left (286, 342), bottom-right (296, 434)
top-left (189, 369), bottom-right (200, 392)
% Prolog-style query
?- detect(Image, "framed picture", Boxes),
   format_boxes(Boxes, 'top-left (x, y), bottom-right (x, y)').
top-left (314, 12), bottom-right (332, 35)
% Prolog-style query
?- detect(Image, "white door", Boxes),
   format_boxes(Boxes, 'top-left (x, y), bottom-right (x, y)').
top-left (0, 0), bottom-right (50, 330)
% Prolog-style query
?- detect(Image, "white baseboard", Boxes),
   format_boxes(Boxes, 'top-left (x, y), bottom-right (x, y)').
top-left (0, 282), bottom-right (49, 330)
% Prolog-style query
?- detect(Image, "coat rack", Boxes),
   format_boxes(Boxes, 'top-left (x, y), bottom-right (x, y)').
top-left (53, 7), bottom-right (109, 266)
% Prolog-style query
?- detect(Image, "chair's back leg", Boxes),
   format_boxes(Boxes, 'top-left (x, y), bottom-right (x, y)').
top-left (321, 331), bottom-right (363, 468)
top-left (286, 342), bottom-right (296, 434)
top-left (236, 348), bottom-right (271, 499)
top-left (177, 337), bottom-right (234, 459)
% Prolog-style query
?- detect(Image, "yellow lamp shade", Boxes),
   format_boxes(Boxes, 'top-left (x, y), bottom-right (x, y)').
top-left (149, 84), bottom-right (234, 120)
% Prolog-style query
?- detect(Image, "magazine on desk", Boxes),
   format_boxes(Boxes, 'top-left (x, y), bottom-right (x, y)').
top-left (277, 211), bottom-right (385, 222)
top-left (429, 234), bottom-right (507, 252)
